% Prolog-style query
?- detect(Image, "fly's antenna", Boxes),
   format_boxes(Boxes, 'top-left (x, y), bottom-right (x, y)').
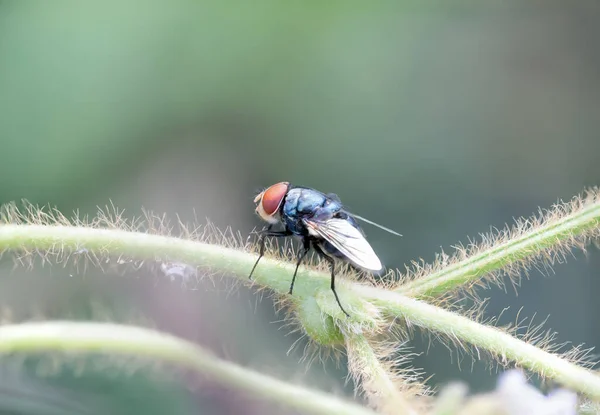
top-left (346, 211), bottom-right (403, 236)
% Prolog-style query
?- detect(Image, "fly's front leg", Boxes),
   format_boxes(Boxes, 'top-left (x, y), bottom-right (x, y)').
top-left (248, 225), bottom-right (291, 280)
top-left (289, 237), bottom-right (311, 295)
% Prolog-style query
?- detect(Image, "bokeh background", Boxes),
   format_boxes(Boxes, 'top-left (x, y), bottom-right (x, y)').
top-left (1, 1), bottom-right (599, 414)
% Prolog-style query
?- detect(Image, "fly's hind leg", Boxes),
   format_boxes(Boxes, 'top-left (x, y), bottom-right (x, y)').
top-left (312, 245), bottom-right (350, 317)
top-left (289, 237), bottom-right (311, 295)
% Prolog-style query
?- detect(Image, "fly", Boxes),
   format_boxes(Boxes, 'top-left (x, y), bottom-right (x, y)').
top-left (248, 181), bottom-right (401, 317)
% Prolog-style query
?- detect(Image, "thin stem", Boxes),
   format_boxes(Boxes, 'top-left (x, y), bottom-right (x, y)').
top-left (0, 321), bottom-right (377, 415)
top-left (398, 193), bottom-right (600, 298)
top-left (355, 286), bottom-right (600, 401)
top-left (345, 333), bottom-right (418, 415)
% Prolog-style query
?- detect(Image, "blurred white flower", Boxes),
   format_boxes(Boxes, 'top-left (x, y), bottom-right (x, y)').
top-left (434, 370), bottom-right (578, 415)
top-left (495, 370), bottom-right (577, 415)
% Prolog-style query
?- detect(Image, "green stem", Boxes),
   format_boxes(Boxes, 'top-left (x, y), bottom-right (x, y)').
top-left (0, 321), bottom-right (377, 415)
top-left (1, 214), bottom-right (599, 400)
top-left (0, 224), bottom-right (377, 325)
top-left (398, 195), bottom-right (600, 298)
top-left (355, 286), bottom-right (600, 401)
top-left (345, 333), bottom-right (419, 415)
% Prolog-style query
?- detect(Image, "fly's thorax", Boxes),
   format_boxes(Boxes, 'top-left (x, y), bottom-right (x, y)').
top-left (282, 188), bottom-right (323, 235)
top-left (285, 188), bottom-right (342, 218)
top-left (296, 188), bottom-right (328, 214)
top-left (281, 188), bottom-right (302, 213)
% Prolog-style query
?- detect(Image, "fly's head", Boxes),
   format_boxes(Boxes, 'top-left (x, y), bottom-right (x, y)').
top-left (253, 182), bottom-right (289, 224)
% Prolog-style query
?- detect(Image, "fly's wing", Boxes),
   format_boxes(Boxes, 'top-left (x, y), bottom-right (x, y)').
top-left (303, 217), bottom-right (382, 271)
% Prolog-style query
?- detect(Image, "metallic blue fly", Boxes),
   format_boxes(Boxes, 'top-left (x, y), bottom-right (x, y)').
top-left (248, 182), bottom-right (401, 317)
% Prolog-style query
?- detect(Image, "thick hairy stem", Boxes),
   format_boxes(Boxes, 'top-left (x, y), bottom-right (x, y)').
top-left (0, 224), bottom-right (378, 326)
top-left (0, 321), bottom-right (377, 415)
top-left (0, 190), bottom-right (598, 402)
top-left (355, 286), bottom-right (600, 401)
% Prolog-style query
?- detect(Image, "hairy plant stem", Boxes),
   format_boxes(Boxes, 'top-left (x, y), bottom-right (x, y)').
top-left (398, 194), bottom-right (600, 298)
top-left (0, 224), bottom-right (376, 325)
top-left (0, 321), bottom-right (377, 415)
top-left (0, 190), bottom-right (599, 403)
top-left (345, 333), bottom-right (417, 415)
top-left (355, 286), bottom-right (600, 401)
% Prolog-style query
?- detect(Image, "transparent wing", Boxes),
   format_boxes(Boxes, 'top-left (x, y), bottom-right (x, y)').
top-left (304, 217), bottom-right (382, 271)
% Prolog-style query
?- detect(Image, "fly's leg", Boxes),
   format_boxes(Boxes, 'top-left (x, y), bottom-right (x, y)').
top-left (313, 245), bottom-right (350, 318)
top-left (249, 225), bottom-right (291, 280)
top-left (327, 259), bottom-right (350, 317)
top-left (249, 225), bottom-right (271, 280)
top-left (289, 237), bottom-right (311, 295)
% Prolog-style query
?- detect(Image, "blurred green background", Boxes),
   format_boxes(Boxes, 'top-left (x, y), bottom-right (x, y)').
top-left (1, 1), bottom-right (599, 414)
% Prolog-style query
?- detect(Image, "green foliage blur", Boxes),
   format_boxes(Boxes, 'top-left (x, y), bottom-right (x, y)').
top-left (0, 1), bottom-right (599, 414)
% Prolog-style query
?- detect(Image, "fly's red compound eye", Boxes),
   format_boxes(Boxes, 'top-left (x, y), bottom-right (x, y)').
top-left (261, 182), bottom-right (289, 215)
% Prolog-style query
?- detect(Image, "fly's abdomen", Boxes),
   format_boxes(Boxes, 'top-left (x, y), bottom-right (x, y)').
top-left (318, 240), bottom-right (347, 260)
